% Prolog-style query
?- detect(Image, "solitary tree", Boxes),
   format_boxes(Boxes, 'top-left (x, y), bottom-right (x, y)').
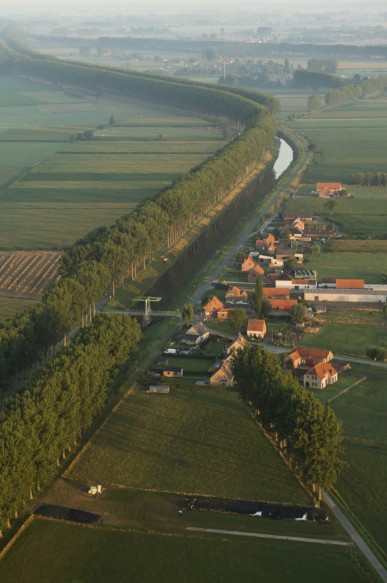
top-left (324, 199), bottom-right (337, 214)
top-left (252, 276), bottom-right (264, 318)
top-left (228, 309), bottom-right (248, 332)
top-left (181, 303), bottom-right (194, 323)
top-left (290, 303), bottom-right (307, 323)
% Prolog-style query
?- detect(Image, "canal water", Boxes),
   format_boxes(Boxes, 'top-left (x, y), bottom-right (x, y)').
top-left (273, 138), bottom-right (294, 179)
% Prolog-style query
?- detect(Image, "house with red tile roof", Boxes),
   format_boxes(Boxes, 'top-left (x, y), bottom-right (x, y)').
top-left (303, 362), bottom-right (338, 389)
top-left (247, 264), bottom-right (265, 283)
top-left (225, 286), bottom-right (248, 303)
top-left (246, 319), bottom-right (266, 339)
top-left (286, 346), bottom-right (334, 369)
top-left (203, 296), bottom-right (224, 318)
top-left (269, 298), bottom-right (297, 312)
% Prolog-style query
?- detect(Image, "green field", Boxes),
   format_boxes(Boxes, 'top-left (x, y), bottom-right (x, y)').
top-left (300, 309), bottom-right (387, 357)
top-left (0, 297), bottom-right (37, 322)
top-left (69, 388), bottom-right (309, 504)
top-left (314, 365), bottom-right (387, 555)
top-left (288, 95), bottom-right (387, 184)
top-left (0, 76), bottom-right (224, 249)
top-left (0, 518), bottom-right (369, 583)
top-left (285, 185), bottom-right (387, 237)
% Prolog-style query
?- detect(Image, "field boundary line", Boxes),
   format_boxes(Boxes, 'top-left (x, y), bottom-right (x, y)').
top-left (185, 527), bottom-right (352, 546)
top-left (0, 515), bottom-right (34, 561)
top-left (327, 376), bottom-right (367, 404)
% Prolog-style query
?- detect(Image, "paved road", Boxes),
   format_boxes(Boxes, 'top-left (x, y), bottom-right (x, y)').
top-left (323, 491), bottom-right (387, 582)
top-left (186, 526), bottom-right (351, 546)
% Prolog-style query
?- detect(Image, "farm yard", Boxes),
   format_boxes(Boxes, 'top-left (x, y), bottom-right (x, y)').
top-left (69, 387), bottom-right (309, 505)
top-left (0, 76), bottom-right (224, 249)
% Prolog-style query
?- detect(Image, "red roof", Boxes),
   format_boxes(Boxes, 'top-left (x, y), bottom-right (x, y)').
top-left (263, 287), bottom-right (290, 298)
top-left (294, 346), bottom-right (333, 360)
top-left (306, 362), bottom-right (337, 379)
top-left (336, 279), bottom-right (364, 289)
top-left (269, 299), bottom-right (297, 310)
top-left (247, 319), bottom-right (266, 333)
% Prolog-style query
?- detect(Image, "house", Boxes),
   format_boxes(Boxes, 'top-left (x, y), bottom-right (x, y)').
top-left (316, 182), bottom-right (342, 198)
top-left (263, 287), bottom-right (290, 299)
top-left (284, 213), bottom-right (314, 224)
top-left (210, 362), bottom-right (234, 387)
top-left (246, 319), bottom-right (266, 339)
top-left (183, 322), bottom-right (210, 345)
top-left (255, 233), bottom-right (276, 253)
top-left (303, 362), bottom-right (338, 389)
top-left (287, 346), bottom-right (334, 369)
top-left (203, 296), bottom-right (224, 318)
top-left (225, 286), bottom-right (248, 303)
top-left (336, 279), bottom-right (364, 289)
top-left (163, 367), bottom-right (183, 378)
top-left (269, 258), bottom-right (284, 268)
top-left (217, 308), bottom-right (239, 320)
top-left (269, 298), bottom-right (297, 311)
top-left (241, 256), bottom-right (258, 272)
top-left (247, 264), bottom-right (265, 283)
top-left (147, 385), bottom-right (170, 394)
top-left (225, 333), bottom-right (247, 356)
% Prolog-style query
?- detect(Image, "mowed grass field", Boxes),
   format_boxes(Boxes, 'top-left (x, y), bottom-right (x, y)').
top-left (314, 365), bottom-right (387, 555)
top-left (69, 388), bottom-right (309, 504)
top-left (0, 519), bottom-right (369, 583)
top-left (0, 76), bottom-right (224, 249)
top-left (289, 95), bottom-right (387, 184)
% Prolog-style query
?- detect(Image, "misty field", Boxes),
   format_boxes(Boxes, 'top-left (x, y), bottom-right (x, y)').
top-left (289, 95), bottom-right (387, 184)
top-left (0, 76), bottom-right (223, 249)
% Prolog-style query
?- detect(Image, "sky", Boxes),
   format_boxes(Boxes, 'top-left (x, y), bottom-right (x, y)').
top-left (1, 0), bottom-right (387, 14)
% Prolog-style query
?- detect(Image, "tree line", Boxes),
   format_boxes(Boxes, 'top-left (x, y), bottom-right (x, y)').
top-left (0, 31), bottom-right (277, 392)
top-left (232, 346), bottom-right (344, 503)
top-left (0, 314), bottom-right (141, 536)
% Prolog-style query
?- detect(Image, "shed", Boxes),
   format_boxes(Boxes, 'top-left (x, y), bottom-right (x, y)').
top-left (147, 385), bottom-right (170, 394)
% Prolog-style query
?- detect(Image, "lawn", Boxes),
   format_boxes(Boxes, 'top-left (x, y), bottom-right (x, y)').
top-left (0, 76), bottom-right (224, 249)
top-left (69, 388), bottom-right (309, 504)
top-left (314, 365), bottom-right (387, 555)
top-left (0, 518), bottom-right (369, 583)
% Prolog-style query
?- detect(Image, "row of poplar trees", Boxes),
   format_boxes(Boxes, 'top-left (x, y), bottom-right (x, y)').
top-left (232, 346), bottom-right (344, 503)
top-left (0, 29), bottom-right (278, 533)
top-left (0, 36), bottom-right (278, 391)
top-left (0, 314), bottom-right (141, 535)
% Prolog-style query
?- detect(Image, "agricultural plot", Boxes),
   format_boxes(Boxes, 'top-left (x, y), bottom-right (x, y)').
top-left (0, 76), bottom-right (224, 249)
top-left (314, 366), bottom-right (387, 554)
top-left (0, 518), bottom-right (369, 583)
top-left (0, 297), bottom-right (37, 322)
top-left (285, 185), bottom-right (387, 237)
top-left (289, 95), bottom-right (387, 184)
top-left (69, 388), bottom-right (309, 504)
top-left (0, 251), bottom-right (60, 298)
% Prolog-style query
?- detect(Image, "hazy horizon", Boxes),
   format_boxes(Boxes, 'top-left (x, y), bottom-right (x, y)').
top-left (2, 0), bottom-right (387, 15)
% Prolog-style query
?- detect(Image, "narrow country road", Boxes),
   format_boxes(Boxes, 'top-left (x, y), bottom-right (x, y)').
top-left (185, 526), bottom-right (351, 546)
top-left (323, 491), bottom-right (387, 582)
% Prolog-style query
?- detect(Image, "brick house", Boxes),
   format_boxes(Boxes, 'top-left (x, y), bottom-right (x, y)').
top-left (246, 319), bottom-right (266, 339)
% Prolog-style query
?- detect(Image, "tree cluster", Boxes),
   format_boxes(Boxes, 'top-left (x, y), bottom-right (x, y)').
top-left (0, 314), bottom-right (141, 535)
top-left (232, 346), bottom-right (344, 500)
top-left (355, 171), bottom-right (387, 186)
top-left (325, 75), bottom-right (387, 107)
